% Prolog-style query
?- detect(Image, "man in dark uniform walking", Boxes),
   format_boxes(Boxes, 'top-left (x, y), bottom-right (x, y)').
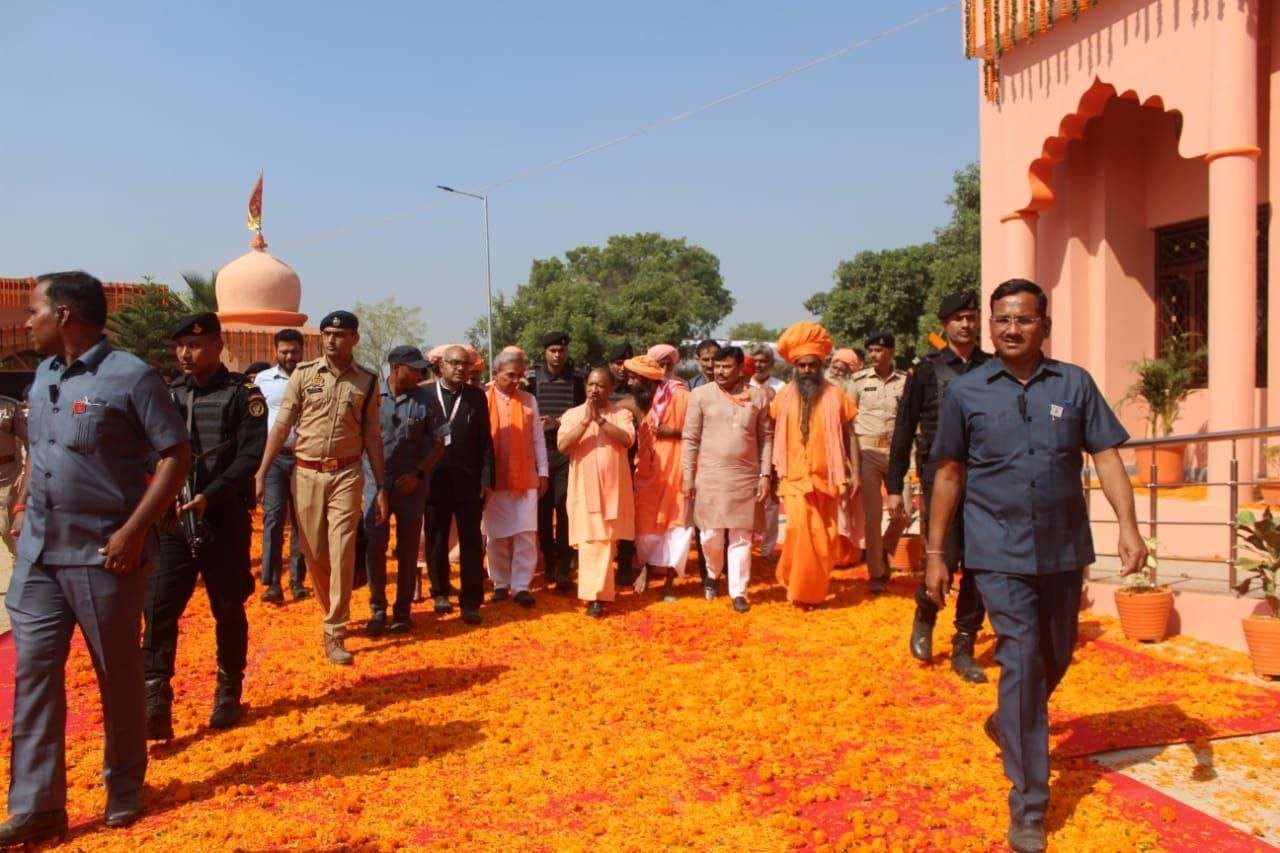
top-left (142, 313), bottom-right (267, 739)
top-left (530, 331), bottom-right (585, 592)
top-left (886, 290), bottom-right (989, 683)
top-left (926, 279), bottom-right (1145, 853)
top-left (0, 272), bottom-right (190, 844)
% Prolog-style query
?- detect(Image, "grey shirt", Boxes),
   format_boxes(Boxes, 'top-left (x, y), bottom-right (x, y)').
top-left (19, 337), bottom-right (189, 567)
top-left (932, 356), bottom-right (1128, 575)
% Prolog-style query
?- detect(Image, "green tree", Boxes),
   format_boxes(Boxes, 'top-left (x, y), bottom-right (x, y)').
top-left (106, 278), bottom-right (187, 370)
top-left (727, 321), bottom-right (780, 343)
top-left (180, 271), bottom-right (219, 312)
top-left (468, 233), bottom-right (733, 366)
top-left (805, 163), bottom-right (980, 364)
top-left (352, 297), bottom-right (429, 373)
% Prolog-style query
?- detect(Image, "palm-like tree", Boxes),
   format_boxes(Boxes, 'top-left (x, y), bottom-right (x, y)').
top-left (181, 271), bottom-right (218, 313)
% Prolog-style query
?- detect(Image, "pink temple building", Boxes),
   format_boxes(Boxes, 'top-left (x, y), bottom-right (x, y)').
top-left (968, 0), bottom-right (1276, 486)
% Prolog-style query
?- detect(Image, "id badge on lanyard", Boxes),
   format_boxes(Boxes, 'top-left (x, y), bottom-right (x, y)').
top-left (436, 384), bottom-right (462, 446)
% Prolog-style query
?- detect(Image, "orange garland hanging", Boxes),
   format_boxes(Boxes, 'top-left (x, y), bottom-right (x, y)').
top-left (967, 0), bottom-right (1100, 102)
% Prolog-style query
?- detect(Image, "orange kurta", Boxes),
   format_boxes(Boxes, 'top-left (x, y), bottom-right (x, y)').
top-left (770, 384), bottom-right (858, 604)
top-left (559, 402), bottom-right (636, 546)
top-left (634, 385), bottom-right (690, 536)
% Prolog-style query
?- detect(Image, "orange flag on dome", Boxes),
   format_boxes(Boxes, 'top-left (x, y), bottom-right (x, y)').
top-left (246, 172), bottom-right (263, 233)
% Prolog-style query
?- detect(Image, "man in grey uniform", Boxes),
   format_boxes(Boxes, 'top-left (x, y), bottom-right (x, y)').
top-left (926, 278), bottom-right (1145, 853)
top-left (0, 272), bottom-right (191, 845)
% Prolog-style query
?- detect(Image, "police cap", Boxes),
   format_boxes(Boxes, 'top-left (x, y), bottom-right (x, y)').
top-left (169, 312), bottom-right (221, 340)
top-left (607, 342), bottom-right (634, 362)
top-left (319, 310), bottom-right (359, 332)
top-left (540, 330), bottom-right (570, 348)
top-left (938, 290), bottom-right (980, 321)
top-left (865, 331), bottom-right (895, 350)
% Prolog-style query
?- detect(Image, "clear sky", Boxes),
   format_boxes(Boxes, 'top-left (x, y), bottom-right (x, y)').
top-left (0, 1), bottom-right (977, 345)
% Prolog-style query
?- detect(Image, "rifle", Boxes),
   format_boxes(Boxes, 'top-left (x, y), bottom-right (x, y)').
top-left (175, 440), bottom-right (230, 558)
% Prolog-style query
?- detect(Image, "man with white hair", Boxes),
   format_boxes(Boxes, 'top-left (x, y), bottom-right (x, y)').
top-left (483, 349), bottom-right (548, 606)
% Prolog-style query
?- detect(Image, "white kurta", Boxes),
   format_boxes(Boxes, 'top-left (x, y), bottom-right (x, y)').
top-left (481, 396), bottom-right (549, 540)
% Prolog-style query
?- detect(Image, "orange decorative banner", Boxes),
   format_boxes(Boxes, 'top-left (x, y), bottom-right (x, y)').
top-left (246, 171), bottom-right (263, 233)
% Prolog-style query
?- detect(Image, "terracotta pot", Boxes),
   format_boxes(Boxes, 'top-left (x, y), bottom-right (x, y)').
top-left (1258, 481), bottom-right (1280, 506)
top-left (1133, 444), bottom-right (1187, 486)
top-left (1114, 587), bottom-right (1175, 642)
top-left (891, 535), bottom-right (924, 572)
top-left (1242, 615), bottom-right (1280, 678)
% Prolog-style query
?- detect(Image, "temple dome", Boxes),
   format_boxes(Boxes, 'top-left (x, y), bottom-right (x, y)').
top-left (216, 234), bottom-right (307, 326)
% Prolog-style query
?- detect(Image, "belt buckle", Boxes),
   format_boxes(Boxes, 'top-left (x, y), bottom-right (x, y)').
top-left (322, 457), bottom-right (339, 472)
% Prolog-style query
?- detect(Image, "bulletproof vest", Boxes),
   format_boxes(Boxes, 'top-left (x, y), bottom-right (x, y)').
top-left (914, 353), bottom-right (963, 464)
top-left (175, 379), bottom-right (240, 493)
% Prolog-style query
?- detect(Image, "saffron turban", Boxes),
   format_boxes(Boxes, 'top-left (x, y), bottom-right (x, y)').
top-left (832, 348), bottom-right (861, 370)
top-left (776, 322), bottom-right (833, 364)
top-left (646, 344), bottom-right (679, 366)
top-left (623, 355), bottom-right (665, 381)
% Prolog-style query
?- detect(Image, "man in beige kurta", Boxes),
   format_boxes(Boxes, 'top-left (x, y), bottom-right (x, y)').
top-left (557, 368), bottom-right (635, 618)
top-left (682, 347), bottom-right (772, 612)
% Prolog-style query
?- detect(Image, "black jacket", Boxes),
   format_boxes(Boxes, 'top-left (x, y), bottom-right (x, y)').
top-left (422, 381), bottom-right (494, 503)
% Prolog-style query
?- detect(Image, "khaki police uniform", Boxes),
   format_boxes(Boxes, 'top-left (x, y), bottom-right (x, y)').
top-left (847, 366), bottom-right (908, 580)
top-left (277, 357), bottom-right (381, 636)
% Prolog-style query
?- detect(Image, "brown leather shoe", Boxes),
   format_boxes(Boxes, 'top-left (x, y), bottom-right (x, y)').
top-left (324, 634), bottom-right (354, 666)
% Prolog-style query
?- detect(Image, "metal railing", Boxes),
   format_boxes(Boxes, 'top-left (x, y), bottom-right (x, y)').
top-left (1084, 426), bottom-right (1280, 591)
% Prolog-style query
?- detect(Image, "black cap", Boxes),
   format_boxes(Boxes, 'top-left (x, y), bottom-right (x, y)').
top-left (938, 290), bottom-right (980, 320)
top-left (319, 310), bottom-right (359, 332)
top-left (607, 342), bottom-right (634, 362)
top-left (540, 330), bottom-right (570, 348)
top-left (387, 345), bottom-right (431, 370)
top-left (169, 312), bottom-right (221, 340)
top-left (865, 331), bottom-right (895, 350)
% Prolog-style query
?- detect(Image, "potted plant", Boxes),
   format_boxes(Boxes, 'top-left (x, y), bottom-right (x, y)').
top-left (1113, 538), bottom-right (1174, 642)
top-left (1117, 334), bottom-right (1205, 485)
top-left (1234, 509), bottom-right (1280, 678)
top-left (1260, 446), bottom-right (1280, 505)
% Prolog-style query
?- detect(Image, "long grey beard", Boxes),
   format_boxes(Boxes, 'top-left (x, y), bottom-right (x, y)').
top-left (795, 374), bottom-right (823, 443)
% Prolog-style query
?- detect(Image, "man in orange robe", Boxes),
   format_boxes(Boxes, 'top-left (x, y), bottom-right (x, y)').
top-left (557, 368), bottom-right (636, 618)
top-left (628, 348), bottom-right (694, 600)
top-left (771, 322), bottom-right (861, 606)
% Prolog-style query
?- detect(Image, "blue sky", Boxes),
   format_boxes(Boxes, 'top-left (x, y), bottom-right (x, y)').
top-left (0, 1), bottom-right (977, 345)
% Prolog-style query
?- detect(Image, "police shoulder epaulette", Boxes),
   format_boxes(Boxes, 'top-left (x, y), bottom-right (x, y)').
top-left (295, 358), bottom-right (320, 370)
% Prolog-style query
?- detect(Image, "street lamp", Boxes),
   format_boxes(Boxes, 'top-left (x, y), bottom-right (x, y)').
top-left (437, 185), bottom-right (495, 372)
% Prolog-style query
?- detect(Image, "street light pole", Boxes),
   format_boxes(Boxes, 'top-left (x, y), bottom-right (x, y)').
top-left (438, 185), bottom-right (495, 372)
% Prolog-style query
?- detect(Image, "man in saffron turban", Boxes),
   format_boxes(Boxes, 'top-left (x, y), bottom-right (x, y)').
top-left (770, 322), bottom-right (861, 605)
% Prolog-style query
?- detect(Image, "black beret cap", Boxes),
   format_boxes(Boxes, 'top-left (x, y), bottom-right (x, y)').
top-left (243, 360), bottom-right (271, 376)
top-left (169, 311), bottom-right (221, 340)
top-left (865, 331), bottom-right (895, 349)
top-left (319, 310), bottom-right (359, 332)
top-left (938, 290), bottom-right (980, 320)
top-left (607, 342), bottom-right (634, 362)
top-left (540, 330), bottom-right (570, 348)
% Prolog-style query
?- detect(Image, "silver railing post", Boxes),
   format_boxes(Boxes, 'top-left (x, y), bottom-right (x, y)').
top-left (1228, 439), bottom-right (1240, 590)
top-left (1147, 456), bottom-right (1159, 586)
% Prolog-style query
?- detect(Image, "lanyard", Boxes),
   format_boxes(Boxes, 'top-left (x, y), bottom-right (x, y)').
top-left (436, 382), bottom-right (463, 425)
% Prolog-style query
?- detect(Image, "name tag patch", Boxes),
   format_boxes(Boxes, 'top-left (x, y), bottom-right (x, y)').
top-left (305, 385), bottom-right (324, 395)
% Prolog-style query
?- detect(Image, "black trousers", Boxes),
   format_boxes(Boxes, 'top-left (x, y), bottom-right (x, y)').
top-left (913, 479), bottom-right (985, 635)
top-left (537, 463), bottom-right (572, 583)
top-left (425, 498), bottom-right (485, 611)
top-left (144, 506), bottom-right (253, 682)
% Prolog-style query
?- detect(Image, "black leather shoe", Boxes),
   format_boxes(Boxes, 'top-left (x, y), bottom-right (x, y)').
top-left (0, 810), bottom-right (68, 846)
top-left (910, 618), bottom-right (934, 662)
top-left (291, 586), bottom-right (310, 601)
top-left (554, 580), bottom-right (575, 595)
top-left (433, 596), bottom-right (453, 615)
top-left (951, 632), bottom-right (989, 683)
top-left (461, 608), bottom-right (483, 626)
top-left (983, 712), bottom-right (1002, 751)
top-left (586, 601), bottom-right (605, 618)
top-left (104, 794), bottom-right (143, 829)
top-left (732, 596), bottom-right (750, 613)
top-left (1008, 819), bottom-right (1047, 853)
top-left (208, 669), bottom-right (243, 730)
top-left (387, 617), bottom-right (413, 634)
top-left (145, 678), bottom-right (174, 741)
top-left (366, 614), bottom-right (387, 637)
top-left (260, 587), bottom-right (284, 605)
top-left (514, 590), bottom-right (535, 608)
top-left (492, 587), bottom-right (510, 602)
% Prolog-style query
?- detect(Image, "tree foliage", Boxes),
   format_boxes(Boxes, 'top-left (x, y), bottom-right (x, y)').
top-left (352, 297), bottom-right (429, 373)
top-left (467, 233), bottom-right (734, 366)
top-left (105, 278), bottom-right (187, 371)
top-left (805, 163), bottom-right (980, 364)
top-left (726, 321), bottom-right (780, 343)
top-left (181, 271), bottom-right (219, 312)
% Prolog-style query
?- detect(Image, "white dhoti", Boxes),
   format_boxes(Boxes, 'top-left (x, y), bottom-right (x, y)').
top-left (483, 488), bottom-right (539, 592)
top-left (636, 525), bottom-right (695, 577)
top-left (700, 527), bottom-right (752, 599)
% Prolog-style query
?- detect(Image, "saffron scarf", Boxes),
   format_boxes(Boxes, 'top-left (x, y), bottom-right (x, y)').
top-left (487, 385), bottom-right (537, 492)
top-left (772, 381), bottom-right (849, 494)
